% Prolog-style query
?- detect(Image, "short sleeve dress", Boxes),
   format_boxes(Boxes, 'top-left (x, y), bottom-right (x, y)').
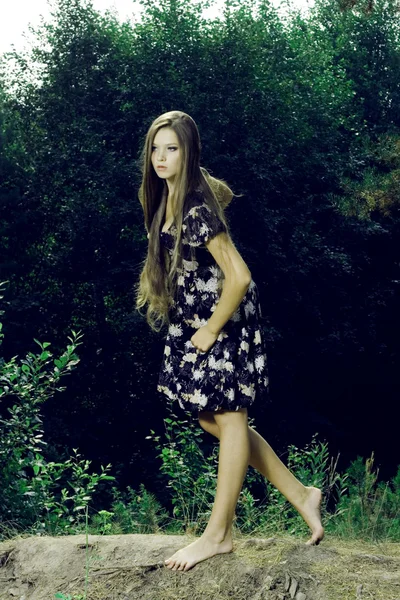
top-left (157, 190), bottom-right (270, 415)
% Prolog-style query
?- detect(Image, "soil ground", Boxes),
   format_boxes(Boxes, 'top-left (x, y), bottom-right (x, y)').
top-left (0, 533), bottom-right (399, 600)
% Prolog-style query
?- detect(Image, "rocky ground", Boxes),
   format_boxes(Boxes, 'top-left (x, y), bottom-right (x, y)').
top-left (0, 533), bottom-right (399, 600)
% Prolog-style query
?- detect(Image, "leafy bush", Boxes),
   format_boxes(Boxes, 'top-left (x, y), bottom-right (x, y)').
top-left (146, 405), bottom-right (219, 535)
top-left (0, 280), bottom-right (115, 537)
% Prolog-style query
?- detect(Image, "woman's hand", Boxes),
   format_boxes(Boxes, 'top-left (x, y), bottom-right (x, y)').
top-left (191, 325), bottom-right (219, 353)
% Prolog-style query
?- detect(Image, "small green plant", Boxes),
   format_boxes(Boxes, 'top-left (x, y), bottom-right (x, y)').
top-left (27, 448), bottom-right (115, 535)
top-left (91, 509), bottom-right (115, 535)
top-left (146, 405), bottom-right (219, 534)
top-left (333, 454), bottom-right (400, 541)
top-left (253, 434), bottom-right (348, 538)
top-left (107, 482), bottom-right (170, 534)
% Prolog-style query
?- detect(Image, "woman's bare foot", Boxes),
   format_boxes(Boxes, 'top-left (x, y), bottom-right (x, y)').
top-left (164, 533), bottom-right (233, 572)
top-left (299, 486), bottom-right (324, 545)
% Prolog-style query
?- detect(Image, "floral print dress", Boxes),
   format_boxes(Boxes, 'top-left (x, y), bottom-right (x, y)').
top-left (157, 191), bottom-right (270, 415)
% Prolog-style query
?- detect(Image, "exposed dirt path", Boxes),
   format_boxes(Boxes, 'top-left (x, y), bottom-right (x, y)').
top-left (0, 533), bottom-right (399, 599)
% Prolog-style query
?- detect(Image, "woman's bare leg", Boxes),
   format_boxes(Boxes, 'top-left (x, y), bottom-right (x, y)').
top-left (164, 408), bottom-right (250, 572)
top-left (197, 410), bottom-right (324, 546)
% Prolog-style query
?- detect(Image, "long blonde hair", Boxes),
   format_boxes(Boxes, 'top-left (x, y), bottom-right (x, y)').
top-left (135, 110), bottom-right (236, 332)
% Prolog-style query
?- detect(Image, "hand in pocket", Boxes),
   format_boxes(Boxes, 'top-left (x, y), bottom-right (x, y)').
top-left (190, 325), bottom-right (218, 353)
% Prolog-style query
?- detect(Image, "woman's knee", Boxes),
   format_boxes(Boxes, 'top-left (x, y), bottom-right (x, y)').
top-left (198, 410), bottom-right (216, 427)
top-left (198, 410), bottom-right (219, 435)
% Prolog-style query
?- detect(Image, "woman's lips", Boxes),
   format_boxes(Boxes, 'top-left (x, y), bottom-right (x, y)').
top-left (157, 166), bottom-right (167, 169)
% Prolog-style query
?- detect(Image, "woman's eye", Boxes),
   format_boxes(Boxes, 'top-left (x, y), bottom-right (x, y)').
top-left (151, 146), bottom-right (177, 152)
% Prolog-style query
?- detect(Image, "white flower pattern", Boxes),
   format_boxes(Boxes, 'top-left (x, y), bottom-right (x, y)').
top-left (169, 323), bottom-right (183, 337)
top-left (157, 190), bottom-right (270, 414)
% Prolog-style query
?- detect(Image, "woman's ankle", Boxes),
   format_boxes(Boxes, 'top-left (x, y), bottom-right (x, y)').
top-left (202, 525), bottom-right (233, 544)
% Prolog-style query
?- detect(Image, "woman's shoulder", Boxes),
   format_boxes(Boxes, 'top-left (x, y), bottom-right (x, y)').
top-left (183, 188), bottom-right (208, 217)
top-left (182, 188), bottom-right (227, 247)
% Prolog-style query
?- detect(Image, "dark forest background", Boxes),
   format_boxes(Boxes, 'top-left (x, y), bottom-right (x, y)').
top-left (0, 0), bottom-right (399, 512)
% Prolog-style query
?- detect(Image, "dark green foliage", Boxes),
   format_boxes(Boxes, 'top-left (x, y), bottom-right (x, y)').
top-left (0, 0), bottom-right (399, 518)
top-left (0, 281), bottom-right (115, 537)
top-left (332, 454), bottom-right (400, 540)
top-left (94, 415), bottom-right (400, 541)
top-left (105, 482), bottom-right (170, 534)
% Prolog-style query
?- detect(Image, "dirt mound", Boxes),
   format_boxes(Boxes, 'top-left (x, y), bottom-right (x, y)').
top-left (0, 533), bottom-right (399, 600)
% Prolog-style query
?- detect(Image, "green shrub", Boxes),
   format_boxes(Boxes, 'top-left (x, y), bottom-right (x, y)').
top-left (146, 405), bottom-right (219, 534)
top-left (0, 281), bottom-right (115, 537)
top-left (97, 483), bottom-right (170, 534)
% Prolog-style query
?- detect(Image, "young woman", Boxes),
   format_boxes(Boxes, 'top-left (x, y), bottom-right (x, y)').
top-left (135, 110), bottom-right (324, 573)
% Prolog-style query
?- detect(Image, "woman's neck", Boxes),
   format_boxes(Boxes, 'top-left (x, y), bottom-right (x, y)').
top-left (166, 174), bottom-right (178, 196)
top-left (165, 185), bottom-right (176, 212)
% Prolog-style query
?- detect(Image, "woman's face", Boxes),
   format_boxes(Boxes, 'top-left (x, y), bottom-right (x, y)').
top-left (151, 127), bottom-right (182, 182)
